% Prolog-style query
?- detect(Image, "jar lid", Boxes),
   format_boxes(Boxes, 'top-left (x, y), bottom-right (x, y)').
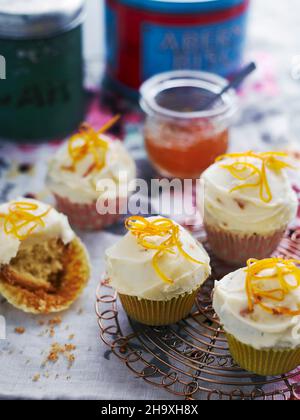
top-left (0, 0), bottom-right (85, 39)
top-left (112, 0), bottom-right (246, 13)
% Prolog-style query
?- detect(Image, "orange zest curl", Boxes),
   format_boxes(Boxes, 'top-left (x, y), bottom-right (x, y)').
top-left (125, 216), bottom-right (204, 284)
top-left (216, 151), bottom-right (294, 203)
top-left (245, 258), bottom-right (300, 316)
top-left (0, 201), bottom-right (51, 241)
top-left (63, 115), bottom-right (120, 177)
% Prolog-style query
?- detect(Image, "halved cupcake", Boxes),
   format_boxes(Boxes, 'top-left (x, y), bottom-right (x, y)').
top-left (47, 116), bottom-right (136, 231)
top-left (0, 198), bottom-right (90, 314)
top-left (213, 258), bottom-right (300, 376)
top-left (105, 216), bottom-right (211, 326)
top-left (201, 151), bottom-right (298, 266)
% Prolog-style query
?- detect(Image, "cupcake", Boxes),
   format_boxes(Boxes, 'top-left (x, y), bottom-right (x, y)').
top-left (213, 258), bottom-right (300, 376)
top-left (201, 151), bottom-right (298, 266)
top-left (0, 198), bottom-right (90, 314)
top-left (105, 216), bottom-right (211, 326)
top-left (47, 116), bottom-right (136, 231)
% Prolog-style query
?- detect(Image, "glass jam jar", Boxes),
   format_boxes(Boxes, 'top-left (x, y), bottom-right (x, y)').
top-left (140, 71), bottom-right (237, 179)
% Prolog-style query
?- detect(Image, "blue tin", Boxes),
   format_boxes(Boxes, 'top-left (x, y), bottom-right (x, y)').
top-left (104, 0), bottom-right (250, 98)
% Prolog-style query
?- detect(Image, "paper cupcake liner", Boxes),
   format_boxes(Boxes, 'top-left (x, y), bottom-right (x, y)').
top-left (118, 289), bottom-right (199, 326)
top-left (226, 333), bottom-right (300, 376)
top-left (204, 223), bottom-right (286, 266)
top-left (0, 238), bottom-right (90, 314)
top-left (54, 194), bottom-right (124, 231)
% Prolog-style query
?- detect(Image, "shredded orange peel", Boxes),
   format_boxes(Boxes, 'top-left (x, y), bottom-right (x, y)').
top-left (245, 258), bottom-right (300, 316)
top-left (63, 115), bottom-right (120, 177)
top-left (125, 216), bottom-right (204, 284)
top-left (0, 201), bottom-right (51, 241)
top-left (216, 151), bottom-right (294, 203)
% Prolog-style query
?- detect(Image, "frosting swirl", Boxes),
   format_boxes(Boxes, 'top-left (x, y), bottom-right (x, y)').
top-left (0, 198), bottom-right (75, 265)
top-left (213, 259), bottom-right (300, 350)
top-left (201, 152), bottom-right (298, 234)
top-left (47, 121), bottom-right (136, 204)
top-left (105, 216), bottom-right (211, 301)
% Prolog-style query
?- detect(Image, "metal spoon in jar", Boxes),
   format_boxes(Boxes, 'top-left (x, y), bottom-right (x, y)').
top-left (201, 62), bottom-right (257, 110)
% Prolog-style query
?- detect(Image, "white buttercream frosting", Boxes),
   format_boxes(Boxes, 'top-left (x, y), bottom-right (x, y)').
top-left (201, 155), bottom-right (298, 234)
top-left (47, 134), bottom-right (136, 204)
top-left (213, 266), bottom-right (300, 350)
top-left (0, 198), bottom-right (75, 265)
top-left (105, 217), bottom-right (211, 301)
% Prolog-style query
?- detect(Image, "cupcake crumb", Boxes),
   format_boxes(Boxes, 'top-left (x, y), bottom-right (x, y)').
top-left (48, 317), bottom-right (62, 327)
top-left (67, 353), bottom-right (75, 368)
top-left (15, 327), bottom-right (25, 335)
top-left (32, 374), bottom-right (40, 382)
top-left (45, 343), bottom-right (76, 367)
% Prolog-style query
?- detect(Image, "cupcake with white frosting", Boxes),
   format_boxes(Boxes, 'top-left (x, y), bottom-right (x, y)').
top-left (201, 151), bottom-right (298, 266)
top-left (105, 216), bottom-right (211, 326)
top-left (213, 258), bottom-right (300, 376)
top-left (47, 117), bottom-right (136, 231)
top-left (0, 198), bottom-right (90, 313)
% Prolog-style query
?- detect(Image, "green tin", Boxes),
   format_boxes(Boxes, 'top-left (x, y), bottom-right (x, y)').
top-left (0, 0), bottom-right (85, 142)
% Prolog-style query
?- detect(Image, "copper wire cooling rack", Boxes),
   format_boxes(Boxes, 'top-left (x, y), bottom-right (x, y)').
top-left (96, 228), bottom-right (300, 400)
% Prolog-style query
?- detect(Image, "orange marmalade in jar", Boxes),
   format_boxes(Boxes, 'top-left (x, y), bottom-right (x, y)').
top-left (140, 71), bottom-right (237, 179)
